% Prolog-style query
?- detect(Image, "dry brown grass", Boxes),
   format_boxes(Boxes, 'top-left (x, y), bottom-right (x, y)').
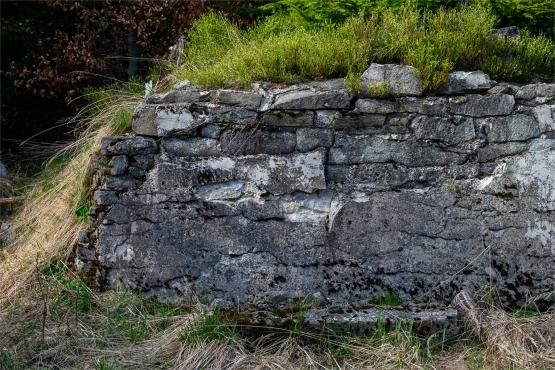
top-left (0, 89), bottom-right (142, 312)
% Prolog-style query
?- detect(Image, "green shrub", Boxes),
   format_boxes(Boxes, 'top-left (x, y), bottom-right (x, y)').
top-left (177, 4), bottom-right (554, 91)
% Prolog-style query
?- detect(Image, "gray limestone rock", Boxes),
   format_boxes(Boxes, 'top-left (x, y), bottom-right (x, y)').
top-left (108, 155), bottom-right (129, 176)
top-left (296, 128), bottom-right (334, 152)
top-left (477, 142), bottom-right (528, 162)
top-left (162, 137), bottom-right (221, 157)
top-left (411, 115), bottom-right (475, 145)
top-left (438, 71), bottom-right (493, 94)
top-left (483, 114), bottom-right (541, 142)
top-left (155, 104), bottom-right (199, 136)
top-left (355, 99), bottom-right (397, 114)
top-left (220, 129), bottom-right (296, 155)
top-left (449, 94), bottom-right (515, 117)
top-left (216, 90), bottom-right (263, 109)
top-left (397, 97), bottom-right (448, 115)
top-left (196, 181), bottom-right (245, 200)
top-left (328, 135), bottom-right (463, 167)
top-left (93, 190), bottom-right (119, 206)
top-left (261, 110), bottom-right (314, 127)
top-left (360, 63), bottom-right (423, 97)
top-left (100, 136), bottom-right (157, 156)
top-left (235, 151), bottom-right (326, 195)
top-left (269, 79), bottom-right (351, 110)
top-left (515, 83), bottom-right (555, 101)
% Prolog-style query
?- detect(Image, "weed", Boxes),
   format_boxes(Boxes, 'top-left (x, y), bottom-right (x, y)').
top-left (181, 312), bottom-right (237, 344)
top-left (0, 349), bottom-right (18, 370)
top-left (370, 292), bottom-right (402, 306)
top-left (365, 81), bottom-right (390, 98)
top-left (41, 260), bottom-right (92, 313)
top-left (112, 108), bottom-right (133, 134)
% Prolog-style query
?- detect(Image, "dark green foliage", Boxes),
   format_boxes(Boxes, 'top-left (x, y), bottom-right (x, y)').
top-left (259, 0), bottom-right (555, 37)
top-left (487, 0), bottom-right (555, 37)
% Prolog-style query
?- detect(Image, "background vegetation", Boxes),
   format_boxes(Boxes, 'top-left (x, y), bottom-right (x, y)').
top-left (176, 3), bottom-right (554, 91)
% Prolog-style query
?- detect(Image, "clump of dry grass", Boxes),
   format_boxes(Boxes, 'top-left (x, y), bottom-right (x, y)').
top-left (0, 87), bottom-right (142, 312)
top-left (455, 290), bottom-right (555, 369)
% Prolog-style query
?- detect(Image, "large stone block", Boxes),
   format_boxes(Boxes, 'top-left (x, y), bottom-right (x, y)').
top-left (411, 115), bottom-right (475, 144)
top-left (329, 135), bottom-right (463, 167)
top-left (449, 94), bottom-right (514, 117)
top-left (438, 71), bottom-right (493, 94)
top-left (482, 114), bottom-right (540, 143)
top-left (220, 129), bottom-right (296, 155)
top-left (360, 63), bottom-right (423, 97)
top-left (235, 151), bottom-right (326, 195)
top-left (269, 79), bottom-right (351, 110)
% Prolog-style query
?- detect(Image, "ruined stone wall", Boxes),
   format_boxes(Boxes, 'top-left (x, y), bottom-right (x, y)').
top-left (77, 64), bottom-right (555, 310)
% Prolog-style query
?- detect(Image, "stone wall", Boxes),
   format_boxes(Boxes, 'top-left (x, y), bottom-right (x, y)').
top-left (77, 64), bottom-right (555, 310)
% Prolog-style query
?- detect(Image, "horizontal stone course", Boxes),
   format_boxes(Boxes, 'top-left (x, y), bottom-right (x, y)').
top-left (80, 67), bottom-right (555, 314)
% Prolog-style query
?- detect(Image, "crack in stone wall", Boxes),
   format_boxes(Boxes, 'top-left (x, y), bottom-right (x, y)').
top-left (77, 65), bottom-right (555, 310)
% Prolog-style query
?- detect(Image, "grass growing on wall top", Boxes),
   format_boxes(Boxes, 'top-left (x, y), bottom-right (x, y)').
top-left (175, 3), bottom-right (555, 91)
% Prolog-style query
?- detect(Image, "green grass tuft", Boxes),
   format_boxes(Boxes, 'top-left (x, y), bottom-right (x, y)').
top-left (181, 312), bottom-right (237, 344)
top-left (176, 4), bottom-right (554, 91)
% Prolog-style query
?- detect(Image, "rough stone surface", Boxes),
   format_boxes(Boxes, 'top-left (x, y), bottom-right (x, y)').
top-left (449, 94), bottom-right (515, 117)
top-left (296, 128), bottom-right (334, 152)
top-left (360, 63), bottom-right (423, 97)
top-left (483, 114), bottom-right (540, 143)
top-left (79, 71), bottom-right (555, 314)
top-left (438, 71), bottom-right (493, 94)
top-left (269, 79), bottom-right (351, 110)
top-left (162, 137), bottom-right (221, 157)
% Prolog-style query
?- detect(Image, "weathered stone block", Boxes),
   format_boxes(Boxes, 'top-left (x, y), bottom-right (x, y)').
top-left (477, 142), bottom-right (528, 162)
top-left (220, 129), bottom-right (295, 155)
top-left (411, 115), bottom-right (475, 144)
top-left (449, 94), bottom-right (515, 117)
top-left (296, 128), bottom-right (334, 152)
top-left (108, 155), bottom-right (129, 176)
top-left (269, 79), bottom-right (351, 110)
top-left (438, 71), bottom-right (493, 94)
top-left (515, 83), bottom-right (555, 100)
top-left (93, 190), bottom-right (119, 206)
top-left (261, 110), bottom-right (314, 127)
top-left (215, 90), bottom-right (262, 109)
top-left (360, 63), bottom-right (423, 97)
top-left (100, 136), bottom-right (157, 156)
top-left (162, 137), bottom-right (221, 157)
top-left (196, 181), bottom-right (245, 200)
top-left (235, 151), bottom-right (326, 194)
top-left (155, 104), bottom-right (198, 136)
top-left (329, 135), bottom-right (462, 167)
top-left (397, 97), bottom-right (448, 115)
top-left (532, 105), bottom-right (555, 133)
top-left (483, 114), bottom-right (540, 142)
top-left (332, 113), bottom-right (386, 134)
top-left (355, 99), bottom-right (397, 114)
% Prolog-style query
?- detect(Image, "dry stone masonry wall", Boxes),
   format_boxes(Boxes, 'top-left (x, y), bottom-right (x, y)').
top-left (77, 64), bottom-right (555, 312)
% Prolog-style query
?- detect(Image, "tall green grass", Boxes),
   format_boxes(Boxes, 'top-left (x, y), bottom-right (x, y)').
top-left (175, 4), bottom-right (554, 91)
